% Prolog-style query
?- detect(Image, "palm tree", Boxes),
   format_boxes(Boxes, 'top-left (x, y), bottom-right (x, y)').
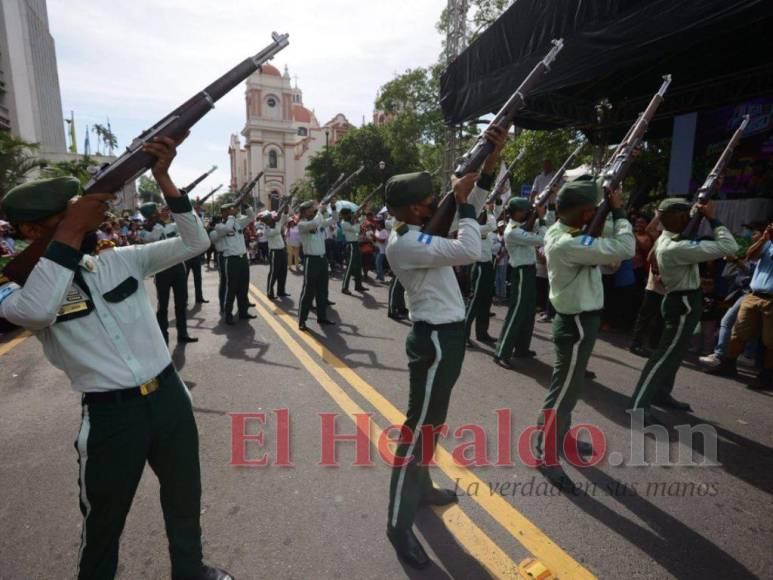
top-left (0, 132), bottom-right (46, 203)
top-left (92, 124), bottom-right (106, 156)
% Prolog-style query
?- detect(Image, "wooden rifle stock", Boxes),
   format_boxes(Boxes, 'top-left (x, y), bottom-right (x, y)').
top-left (2, 32), bottom-right (289, 286)
top-left (681, 114), bottom-right (749, 240)
top-left (423, 39), bottom-right (564, 237)
top-left (586, 75), bottom-right (672, 238)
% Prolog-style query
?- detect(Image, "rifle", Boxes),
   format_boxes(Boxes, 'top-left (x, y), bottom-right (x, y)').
top-left (353, 184), bottom-right (385, 218)
top-left (321, 165), bottom-right (365, 205)
top-left (523, 143), bottom-right (584, 231)
top-left (233, 171), bottom-right (265, 208)
top-left (180, 165), bottom-right (217, 195)
top-left (486, 150), bottom-right (525, 206)
top-left (275, 194), bottom-right (294, 214)
top-left (197, 184), bottom-right (222, 206)
top-left (585, 75), bottom-right (672, 238)
top-left (423, 39), bottom-right (564, 237)
top-left (681, 114), bottom-right (749, 240)
top-left (3, 32), bottom-right (289, 286)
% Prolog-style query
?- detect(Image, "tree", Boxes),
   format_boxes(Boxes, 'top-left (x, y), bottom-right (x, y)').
top-left (137, 174), bottom-right (163, 204)
top-left (42, 155), bottom-right (97, 184)
top-left (0, 133), bottom-right (45, 202)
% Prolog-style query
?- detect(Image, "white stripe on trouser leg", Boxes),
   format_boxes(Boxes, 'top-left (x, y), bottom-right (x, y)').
top-left (267, 250), bottom-right (275, 293)
top-left (496, 267), bottom-right (523, 358)
top-left (543, 315), bottom-right (584, 440)
top-left (391, 330), bottom-right (442, 528)
top-left (223, 256), bottom-right (230, 312)
top-left (344, 244), bottom-right (353, 288)
top-left (76, 406), bottom-right (91, 576)
top-left (299, 257), bottom-right (309, 315)
top-left (465, 263), bottom-right (483, 322)
top-left (389, 278), bottom-right (396, 312)
top-left (633, 295), bottom-right (691, 410)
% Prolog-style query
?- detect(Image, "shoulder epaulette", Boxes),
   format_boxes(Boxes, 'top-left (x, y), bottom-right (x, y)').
top-left (395, 222), bottom-right (409, 236)
top-left (569, 228), bottom-right (584, 238)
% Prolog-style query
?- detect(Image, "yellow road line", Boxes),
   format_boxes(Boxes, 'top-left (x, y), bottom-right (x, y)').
top-left (248, 289), bottom-right (521, 579)
top-left (250, 284), bottom-right (595, 580)
top-left (0, 330), bottom-right (31, 357)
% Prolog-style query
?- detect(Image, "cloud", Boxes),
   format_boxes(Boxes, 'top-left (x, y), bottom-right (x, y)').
top-left (48, 0), bottom-right (445, 189)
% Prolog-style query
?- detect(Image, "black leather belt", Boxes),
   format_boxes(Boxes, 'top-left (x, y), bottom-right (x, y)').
top-left (413, 320), bottom-right (464, 331)
top-left (752, 290), bottom-right (772, 299)
top-left (83, 364), bottom-right (175, 405)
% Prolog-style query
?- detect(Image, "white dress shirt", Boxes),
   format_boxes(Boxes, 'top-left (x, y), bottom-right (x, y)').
top-left (212, 207), bottom-right (255, 257)
top-left (266, 214), bottom-right (288, 250)
top-left (298, 207), bottom-right (338, 256)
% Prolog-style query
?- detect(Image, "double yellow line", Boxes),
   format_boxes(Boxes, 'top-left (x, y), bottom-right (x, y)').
top-left (0, 329), bottom-right (30, 357)
top-left (248, 283), bottom-right (594, 580)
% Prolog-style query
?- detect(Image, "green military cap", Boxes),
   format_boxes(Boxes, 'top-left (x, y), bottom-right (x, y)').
top-left (298, 200), bottom-right (315, 211)
top-left (385, 171), bottom-right (433, 208)
top-left (220, 203), bottom-right (234, 210)
top-left (339, 206), bottom-right (353, 215)
top-left (139, 202), bottom-right (158, 218)
top-left (508, 197), bottom-right (531, 212)
top-left (556, 174), bottom-right (600, 212)
top-left (1, 176), bottom-right (81, 223)
top-left (658, 197), bottom-right (691, 213)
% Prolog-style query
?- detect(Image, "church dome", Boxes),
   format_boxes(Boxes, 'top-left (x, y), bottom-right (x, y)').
top-left (293, 105), bottom-right (313, 123)
top-left (259, 63), bottom-right (282, 77)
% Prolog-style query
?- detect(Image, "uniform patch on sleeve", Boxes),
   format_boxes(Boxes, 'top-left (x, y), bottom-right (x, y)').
top-left (418, 233), bottom-right (433, 245)
top-left (0, 283), bottom-right (17, 305)
top-left (395, 223), bottom-right (409, 236)
top-left (580, 235), bottom-right (596, 247)
top-left (690, 239), bottom-right (700, 246)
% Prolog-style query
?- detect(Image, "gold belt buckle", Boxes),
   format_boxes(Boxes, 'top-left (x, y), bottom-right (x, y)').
top-left (139, 378), bottom-right (159, 396)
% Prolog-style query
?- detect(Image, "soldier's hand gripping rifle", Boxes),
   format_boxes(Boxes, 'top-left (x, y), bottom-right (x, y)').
top-left (523, 143), bottom-right (584, 231)
top-left (321, 165), bottom-right (365, 205)
top-left (3, 32), bottom-right (289, 285)
top-left (423, 40), bottom-right (564, 237)
top-left (197, 184), bottom-right (222, 206)
top-left (680, 114), bottom-right (749, 240)
top-left (585, 75), bottom-right (671, 238)
top-left (180, 165), bottom-right (217, 195)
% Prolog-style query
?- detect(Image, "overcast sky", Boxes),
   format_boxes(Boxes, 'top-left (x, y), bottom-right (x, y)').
top-left (48, 0), bottom-right (446, 193)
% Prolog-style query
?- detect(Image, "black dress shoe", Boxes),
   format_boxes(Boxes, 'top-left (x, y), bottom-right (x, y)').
top-left (278, 292), bottom-right (291, 297)
top-left (267, 293), bottom-right (276, 300)
top-left (513, 349), bottom-right (536, 358)
top-left (342, 289), bottom-right (353, 295)
top-left (248, 301), bottom-right (256, 308)
top-left (476, 334), bottom-right (497, 344)
top-left (318, 319), bottom-right (336, 325)
top-left (173, 564), bottom-right (234, 580)
top-left (225, 315), bottom-right (235, 325)
top-left (400, 308), bottom-right (409, 316)
top-left (178, 335), bottom-right (199, 344)
top-left (355, 286), bottom-right (369, 292)
top-left (585, 370), bottom-right (596, 380)
top-left (493, 356), bottom-right (513, 369)
top-left (419, 487), bottom-right (459, 507)
top-left (653, 393), bottom-right (692, 412)
top-left (326, 300), bottom-right (336, 306)
top-left (388, 313), bottom-right (406, 321)
top-left (239, 313), bottom-right (257, 320)
top-left (195, 298), bottom-right (209, 304)
top-left (299, 320), bottom-right (308, 331)
top-left (386, 527), bottom-right (430, 570)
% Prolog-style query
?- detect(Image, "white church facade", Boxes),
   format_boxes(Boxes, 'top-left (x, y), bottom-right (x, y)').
top-left (228, 63), bottom-right (351, 209)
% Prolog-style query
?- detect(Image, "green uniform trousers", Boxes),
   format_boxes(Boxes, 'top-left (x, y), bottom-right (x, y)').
top-left (495, 265), bottom-right (537, 360)
top-left (464, 260), bottom-right (495, 340)
top-left (630, 289), bottom-right (702, 411)
top-left (388, 321), bottom-right (466, 530)
top-left (224, 254), bottom-right (250, 317)
top-left (185, 254), bottom-right (205, 303)
top-left (537, 311), bottom-right (600, 451)
top-left (388, 276), bottom-right (406, 316)
top-left (299, 254), bottom-right (329, 322)
top-left (76, 367), bottom-right (202, 579)
top-left (216, 251), bottom-right (225, 314)
top-left (342, 242), bottom-right (363, 291)
top-left (155, 263), bottom-right (188, 343)
top-left (267, 248), bottom-right (288, 296)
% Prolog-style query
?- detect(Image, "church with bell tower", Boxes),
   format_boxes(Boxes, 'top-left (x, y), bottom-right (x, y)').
top-left (228, 63), bottom-right (352, 208)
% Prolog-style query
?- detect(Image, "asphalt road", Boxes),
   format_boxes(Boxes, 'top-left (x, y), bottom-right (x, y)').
top-left (1, 258), bottom-right (772, 579)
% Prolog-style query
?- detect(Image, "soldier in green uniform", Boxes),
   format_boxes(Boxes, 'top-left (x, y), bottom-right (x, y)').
top-left (210, 201), bottom-right (257, 325)
top-left (297, 199), bottom-right (338, 331)
top-left (0, 137), bottom-right (232, 580)
top-left (209, 207), bottom-right (229, 315)
top-left (384, 126), bottom-right (505, 569)
top-left (534, 176), bottom-right (635, 467)
top-left (139, 202), bottom-right (198, 344)
top-left (261, 205), bottom-right (290, 299)
top-left (629, 199), bottom-right (737, 424)
top-left (340, 207), bottom-right (368, 295)
top-left (464, 203), bottom-right (498, 345)
top-left (493, 198), bottom-right (548, 364)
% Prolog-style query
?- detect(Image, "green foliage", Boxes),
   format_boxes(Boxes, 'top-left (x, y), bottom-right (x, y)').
top-left (137, 174), bottom-right (163, 204)
top-left (0, 132), bottom-right (45, 202)
top-left (42, 155), bottom-right (97, 184)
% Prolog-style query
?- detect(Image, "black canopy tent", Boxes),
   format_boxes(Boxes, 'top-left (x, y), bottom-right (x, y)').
top-left (440, 0), bottom-right (773, 142)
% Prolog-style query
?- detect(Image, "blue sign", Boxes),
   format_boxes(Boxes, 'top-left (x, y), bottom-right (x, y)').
top-left (520, 184), bottom-right (532, 198)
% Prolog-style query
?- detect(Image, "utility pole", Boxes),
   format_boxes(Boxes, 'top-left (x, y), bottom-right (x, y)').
top-left (441, 0), bottom-right (469, 189)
